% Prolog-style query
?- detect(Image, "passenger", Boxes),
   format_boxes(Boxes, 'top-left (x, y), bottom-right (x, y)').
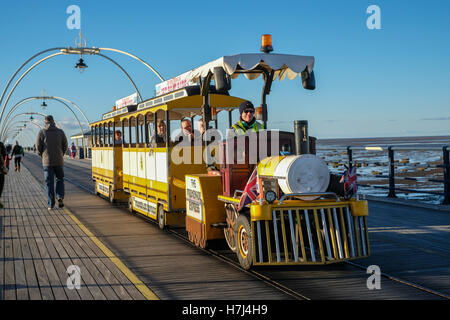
top-left (173, 118), bottom-right (194, 144)
top-left (150, 119), bottom-right (167, 146)
top-left (114, 130), bottom-right (123, 144)
top-left (0, 141), bottom-right (6, 208)
top-left (70, 142), bottom-right (76, 159)
top-left (232, 101), bottom-right (264, 135)
top-left (197, 118), bottom-right (206, 135)
top-left (36, 115), bottom-right (68, 210)
top-left (11, 141), bottom-right (25, 172)
top-left (4, 147), bottom-right (10, 171)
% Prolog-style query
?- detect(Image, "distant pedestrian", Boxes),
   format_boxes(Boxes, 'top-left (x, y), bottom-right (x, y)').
top-left (11, 141), bottom-right (24, 172)
top-left (0, 141), bottom-right (6, 208)
top-left (4, 151), bottom-right (10, 171)
top-left (70, 143), bottom-right (76, 159)
top-left (36, 115), bottom-right (68, 210)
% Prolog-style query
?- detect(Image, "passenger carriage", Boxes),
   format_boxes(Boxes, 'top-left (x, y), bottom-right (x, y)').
top-left (90, 104), bottom-right (137, 203)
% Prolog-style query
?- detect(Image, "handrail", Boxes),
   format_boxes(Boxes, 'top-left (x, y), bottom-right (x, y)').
top-left (318, 146), bottom-right (450, 151)
top-left (318, 144), bottom-right (450, 205)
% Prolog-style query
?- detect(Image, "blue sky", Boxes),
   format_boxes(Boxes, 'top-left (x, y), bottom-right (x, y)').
top-left (1, 0), bottom-right (449, 145)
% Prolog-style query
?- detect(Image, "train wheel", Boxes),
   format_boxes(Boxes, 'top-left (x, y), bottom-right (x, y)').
top-left (235, 214), bottom-right (253, 270)
top-left (157, 205), bottom-right (165, 230)
top-left (128, 197), bottom-right (134, 213)
top-left (224, 204), bottom-right (237, 252)
top-left (109, 187), bottom-right (115, 203)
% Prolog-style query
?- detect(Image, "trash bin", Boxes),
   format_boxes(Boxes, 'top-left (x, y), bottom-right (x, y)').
top-left (79, 147), bottom-right (84, 159)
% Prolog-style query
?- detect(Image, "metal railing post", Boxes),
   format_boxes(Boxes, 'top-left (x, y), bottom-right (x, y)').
top-left (443, 146), bottom-right (450, 205)
top-left (347, 146), bottom-right (353, 168)
top-left (388, 146), bottom-right (397, 198)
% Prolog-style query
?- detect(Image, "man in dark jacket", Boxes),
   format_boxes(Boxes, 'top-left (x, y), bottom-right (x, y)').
top-left (36, 115), bottom-right (68, 210)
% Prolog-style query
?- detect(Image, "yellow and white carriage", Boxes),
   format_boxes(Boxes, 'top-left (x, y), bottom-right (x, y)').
top-left (91, 35), bottom-right (370, 270)
top-left (91, 104), bottom-right (136, 203)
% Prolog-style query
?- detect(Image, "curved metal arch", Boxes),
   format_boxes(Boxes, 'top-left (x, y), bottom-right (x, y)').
top-left (45, 96), bottom-right (90, 128)
top-left (0, 52), bottom-right (64, 127)
top-left (0, 97), bottom-right (42, 138)
top-left (0, 52), bottom-right (146, 130)
top-left (95, 53), bottom-right (143, 102)
top-left (1, 97), bottom-right (84, 141)
top-left (5, 122), bottom-right (40, 142)
top-left (10, 127), bottom-right (37, 146)
top-left (3, 112), bottom-right (47, 137)
top-left (0, 47), bottom-right (65, 112)
top-left (0, 46), bottom-right (165, 127)
top-left (98, 47), bottom-right (165, 82)
top-left (0, 97), bottom-right (84, 139)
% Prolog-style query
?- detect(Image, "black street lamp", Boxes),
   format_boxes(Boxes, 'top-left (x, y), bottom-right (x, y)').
top-left (75, 57), bottom-right (88, 72)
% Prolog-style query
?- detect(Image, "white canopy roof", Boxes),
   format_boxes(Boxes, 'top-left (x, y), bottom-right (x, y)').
top-left (185, 53), bottom-right (315, 83)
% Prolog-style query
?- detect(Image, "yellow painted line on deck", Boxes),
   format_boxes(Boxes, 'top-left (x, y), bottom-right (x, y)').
top-left (62, 207), bottom-right (159, 300)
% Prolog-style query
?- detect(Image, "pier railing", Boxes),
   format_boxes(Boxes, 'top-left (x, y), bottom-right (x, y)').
top-left (317, 145), bottom-right (450, 205)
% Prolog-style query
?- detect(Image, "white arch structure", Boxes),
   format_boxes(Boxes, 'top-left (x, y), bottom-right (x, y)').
top-left (0, 96), bottom-right (86, 142)
top-left (0, 46), bottom-right (165, 133)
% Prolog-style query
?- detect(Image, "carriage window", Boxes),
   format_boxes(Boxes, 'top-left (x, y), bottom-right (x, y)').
top-left (146, 114), bottom-right (153, 145)
top-left (95, 126), bottom-right (101, 146)
top-left (106, 123), bottom-right (110, 146)
top-left (136, 115), bottom-right (146, 145)
top-left (130, 117), bottom-right (137, 146)
top-left (91, 127), bottom-right (95, 147)
top-left (108, 122), bottom-right (113, 146)
top-left (122, 119), bottom-right (129, 146)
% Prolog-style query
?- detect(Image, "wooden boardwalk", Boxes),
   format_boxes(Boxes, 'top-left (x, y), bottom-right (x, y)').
top-left (0, 165), bottom-right (149, 300)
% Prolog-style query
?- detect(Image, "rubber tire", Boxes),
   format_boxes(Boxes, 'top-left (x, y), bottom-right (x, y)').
top-left (235, 214), bottom-right (253, 270)
top-left (157, 205), bottom-right (165, 230)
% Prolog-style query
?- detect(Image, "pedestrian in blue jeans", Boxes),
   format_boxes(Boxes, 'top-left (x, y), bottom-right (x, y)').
top-left (36, 115), bottom-right (68, 210)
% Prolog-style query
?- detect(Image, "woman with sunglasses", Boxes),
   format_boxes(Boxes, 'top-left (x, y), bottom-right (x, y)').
top-left (232, 101), bottom-right (264, 135)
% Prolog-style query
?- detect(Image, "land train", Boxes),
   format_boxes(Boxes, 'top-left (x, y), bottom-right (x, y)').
top-left (90, 39), bottom-right (369, 269)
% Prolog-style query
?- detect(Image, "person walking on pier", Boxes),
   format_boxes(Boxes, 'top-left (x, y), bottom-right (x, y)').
top-left (70, 142), bottom-right (76, 159)
top-left (36, 115), bottom-right (68, 210)
top-left (11, 141), bottom-right (24, 172)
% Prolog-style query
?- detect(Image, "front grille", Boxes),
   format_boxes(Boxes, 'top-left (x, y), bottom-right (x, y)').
top-left (252, 205), bottom-right (369, 265)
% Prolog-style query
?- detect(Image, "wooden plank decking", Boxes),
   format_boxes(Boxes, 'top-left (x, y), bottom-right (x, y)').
top-left (0, 165), bottom-right (148, 300)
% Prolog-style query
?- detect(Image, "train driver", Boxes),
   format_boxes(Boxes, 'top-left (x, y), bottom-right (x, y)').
top-left (232, 101), bottom-right (264, 135)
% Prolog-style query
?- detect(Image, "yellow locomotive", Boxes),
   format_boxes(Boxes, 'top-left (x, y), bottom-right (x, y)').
top-left (91, 36), bottom-right (369, 269)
